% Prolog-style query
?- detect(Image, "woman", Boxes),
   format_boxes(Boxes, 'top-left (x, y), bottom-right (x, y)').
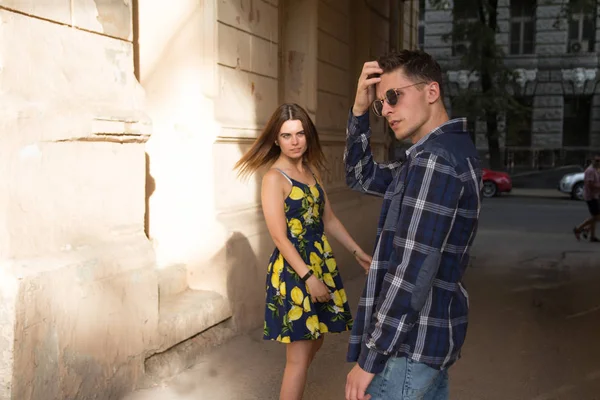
top-left (235, 103), bottom-right (372, 400)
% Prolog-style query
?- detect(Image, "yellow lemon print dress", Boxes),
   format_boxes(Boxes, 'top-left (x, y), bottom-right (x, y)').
top-left (264, 169), bottom-right (353, 343)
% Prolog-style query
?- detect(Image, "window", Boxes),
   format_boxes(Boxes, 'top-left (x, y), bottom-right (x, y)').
top-left (510, 0), bottom-right (535, 55)
top-left (452, 0), bottom-right (478, 56)
top-left (418, 0), bottom-right (425, 50)
top-left (563, 96), bottom-right (591, 146)
top-left (506, 97), bottom-right (533, 146)
top-left (567, 0), bottom-right (597, 53)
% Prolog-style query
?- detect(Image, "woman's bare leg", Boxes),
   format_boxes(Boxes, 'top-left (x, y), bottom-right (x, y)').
top-left (280, 336), bottom-right (325, 400)
top-left (309, 336), bottom-right (324, 363)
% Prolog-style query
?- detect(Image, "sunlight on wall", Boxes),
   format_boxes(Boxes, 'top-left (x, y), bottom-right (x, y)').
top-left (144, 76), bottom-right (225, 269)
top-left (139, 1), bottom-right (213, 269)
top-left (138, 1), bottom-right (258, 270)
top-left (0, 264), bottom-right (18, 299)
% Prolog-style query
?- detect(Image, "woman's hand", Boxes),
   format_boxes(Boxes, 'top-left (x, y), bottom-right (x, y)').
top-left (306, 275), bottom-right (332, 303)
top-left (354, 249), bottom-right (373, 274)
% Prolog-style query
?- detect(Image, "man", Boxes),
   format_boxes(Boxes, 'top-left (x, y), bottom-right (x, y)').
top-left (344, 50), bottom-right (482, 400)
top-left (574, 155), bottom-right (600, 242)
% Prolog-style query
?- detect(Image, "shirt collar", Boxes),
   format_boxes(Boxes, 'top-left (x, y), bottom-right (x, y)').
top-left (405, 118), bottom-right (468, 158)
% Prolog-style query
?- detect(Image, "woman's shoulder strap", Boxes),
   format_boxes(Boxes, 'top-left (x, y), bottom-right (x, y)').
top-left (272, 168), bottom-right (293, 185)
top-left (305, 165), bottom-right (321, 185)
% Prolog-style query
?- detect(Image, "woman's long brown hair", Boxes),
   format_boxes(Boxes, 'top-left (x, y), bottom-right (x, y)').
top-left (234, 103), bottom-right (327, 178)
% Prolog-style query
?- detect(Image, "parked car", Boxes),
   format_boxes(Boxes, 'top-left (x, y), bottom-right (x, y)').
top-left (558, 171), bottom-right (585, 200)
top-left (482, 168), bottom-right (512, 198)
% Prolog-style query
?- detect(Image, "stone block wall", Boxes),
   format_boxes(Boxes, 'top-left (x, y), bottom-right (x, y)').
top-left (0, 1), bottom-right (156, 399)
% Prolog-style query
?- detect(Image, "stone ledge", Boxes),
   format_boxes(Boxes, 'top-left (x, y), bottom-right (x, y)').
top-left (143, 318), bottom-right (237, 384)
top-left (157, 289), bottom-right (232, 353)
top-left (0, 107), bottom-right (152, 145)
top-left (50, 112), bottom-right (152, 144)
top-left (157, 264), bottom-right (188, 299)
top-left (3, 232), bottom-right (154, 279)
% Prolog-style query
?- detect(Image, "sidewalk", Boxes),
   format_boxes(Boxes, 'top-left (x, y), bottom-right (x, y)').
top-left (123, 247), bottom-right (600, 400)
top-left (124, 278), bottom-right (366, 400)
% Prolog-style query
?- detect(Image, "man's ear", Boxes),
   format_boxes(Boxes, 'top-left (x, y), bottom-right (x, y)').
top-left (427, 82), bottom-right (441, 104)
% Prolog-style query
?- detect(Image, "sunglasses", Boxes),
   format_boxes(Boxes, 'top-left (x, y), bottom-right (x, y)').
top-left (372, 82), bottom-right (428, 117)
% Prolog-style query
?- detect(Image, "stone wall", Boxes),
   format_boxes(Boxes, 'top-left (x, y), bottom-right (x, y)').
top-left (0, 1), bottom-right (156, 399)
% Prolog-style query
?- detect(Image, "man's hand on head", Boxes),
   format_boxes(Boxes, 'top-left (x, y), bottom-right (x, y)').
top-left (353, 62), bottom-right (382, 117)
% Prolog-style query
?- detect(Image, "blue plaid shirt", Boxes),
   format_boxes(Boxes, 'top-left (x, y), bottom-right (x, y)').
top-left (344, 111), bottom-right (482, 374)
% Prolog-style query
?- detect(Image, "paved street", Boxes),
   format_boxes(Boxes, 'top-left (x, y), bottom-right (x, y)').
top-left (472, 192), bottom-right (599, 266)
top-left (481, 192), bottom-right (584, 235)
top-left (124, 193), bottom-right (600, 400)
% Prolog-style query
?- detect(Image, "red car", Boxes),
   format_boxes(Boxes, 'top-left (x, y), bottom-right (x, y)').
top-left (482, 168), bottom-right (512, 198)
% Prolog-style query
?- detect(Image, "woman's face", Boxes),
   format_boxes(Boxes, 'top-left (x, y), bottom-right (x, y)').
top-left (277, 119), bottom-right (307, 160)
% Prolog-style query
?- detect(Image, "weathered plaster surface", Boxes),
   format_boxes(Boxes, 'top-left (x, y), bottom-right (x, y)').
top-left (0, 2), bottom-right (154, 399)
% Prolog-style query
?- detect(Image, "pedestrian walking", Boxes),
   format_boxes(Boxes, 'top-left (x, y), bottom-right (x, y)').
top-left (573, 155), bottom-right (600, 242)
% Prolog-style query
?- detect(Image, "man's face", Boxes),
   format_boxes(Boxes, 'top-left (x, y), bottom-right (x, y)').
top-left (594, 156), bottom-right (600, 168)
top-left (375, 69), bottom-right (431, 142)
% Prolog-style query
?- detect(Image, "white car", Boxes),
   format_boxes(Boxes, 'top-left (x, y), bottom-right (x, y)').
top-left (558, 172), bottom-right (585, 200)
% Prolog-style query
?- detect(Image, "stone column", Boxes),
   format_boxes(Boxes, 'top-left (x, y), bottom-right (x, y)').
top-left (0, 2), bottom-right (158, 399)
top-left (280, 0), bottom-right (319, 120)
top-left (496, 0), bottom-right (510, 56)
top-left (531, 71), bottom-right (564, 149)
top-left (400, 0), bottom-right (417, 50)
top-left (533, 0), bottom-right (569, 149)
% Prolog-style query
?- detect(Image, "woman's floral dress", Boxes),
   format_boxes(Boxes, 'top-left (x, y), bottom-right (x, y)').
top-left (264, 170), bottom-right (353, 343)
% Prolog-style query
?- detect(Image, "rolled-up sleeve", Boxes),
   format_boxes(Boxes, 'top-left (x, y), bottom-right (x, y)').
top-left (344, 110), bottom-right (401, 197)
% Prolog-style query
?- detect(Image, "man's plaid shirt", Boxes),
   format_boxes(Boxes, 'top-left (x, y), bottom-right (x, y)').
top-left (344, 111), bottom-right (482, 374)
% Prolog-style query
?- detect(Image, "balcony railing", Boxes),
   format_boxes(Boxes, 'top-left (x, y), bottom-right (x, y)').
top-left (504, 146), bottom-right (599, 172)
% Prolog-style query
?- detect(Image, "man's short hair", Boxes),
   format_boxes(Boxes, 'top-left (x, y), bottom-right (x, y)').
top-left (376, 50), bottom-right (445, 99)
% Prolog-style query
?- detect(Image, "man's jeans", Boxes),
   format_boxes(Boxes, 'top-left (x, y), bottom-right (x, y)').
top-left (365, 357), bottom-right (449, 400)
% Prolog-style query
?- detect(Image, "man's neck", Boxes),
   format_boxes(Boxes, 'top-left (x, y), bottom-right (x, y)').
top-left (411, 109), bottom-right (450, 144)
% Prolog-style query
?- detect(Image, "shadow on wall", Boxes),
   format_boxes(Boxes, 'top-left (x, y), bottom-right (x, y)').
top-left (144, 152), bottom-right (155, 238)
top-left (224, 231), bottom-right (265, 333)
top-left (228, 162), bottom-right (268, 334)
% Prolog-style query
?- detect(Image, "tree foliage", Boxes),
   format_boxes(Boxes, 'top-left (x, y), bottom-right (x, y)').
top-left (428, 0), bottom-right (598, 169)
top-left (429, 0), bottom-right (519, 169)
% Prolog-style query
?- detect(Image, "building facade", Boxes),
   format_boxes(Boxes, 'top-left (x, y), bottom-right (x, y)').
top-left (0, 1), bottom-right (417, 399)
top-left (420, 0), bottom-right (600, 170)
